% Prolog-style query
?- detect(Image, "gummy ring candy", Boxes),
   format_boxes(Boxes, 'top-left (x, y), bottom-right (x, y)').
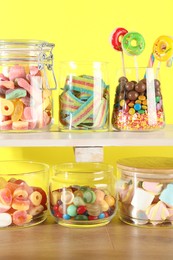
top-left (122, 32), bottom-right (145, 56)
top-left (153, 35), bottom-right (173, 62)
top-left (0, 99), bottom-right (14, 116)
top-left (111, 27), bottom-right (128, 51)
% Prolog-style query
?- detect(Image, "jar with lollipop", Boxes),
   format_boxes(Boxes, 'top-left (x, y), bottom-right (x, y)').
top-left (110, 30), bottom-right (172, 131)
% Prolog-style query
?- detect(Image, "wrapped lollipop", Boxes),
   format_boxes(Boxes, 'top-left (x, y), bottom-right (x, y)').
top-left (110, 27), bottom-right (128, 76)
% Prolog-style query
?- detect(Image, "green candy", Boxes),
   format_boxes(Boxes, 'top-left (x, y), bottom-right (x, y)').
top-left (138, 109), bottom-right (145, 114)
top-left (73, 196), bottom-right (85, 206)
top-left (6, 88), bottom-right (27, 100)
top-left (67, 205), bottom-right (77, 217)
top-left (75, 215), bottom-right (88, 220)
top-left (83, 190), bottom-right (96, 203)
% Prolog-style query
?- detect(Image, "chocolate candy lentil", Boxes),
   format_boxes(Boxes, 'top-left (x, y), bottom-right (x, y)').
top-left (50, 186), bottom-right (116, 223)
top-left (112, 76), bottom-right (165, 131)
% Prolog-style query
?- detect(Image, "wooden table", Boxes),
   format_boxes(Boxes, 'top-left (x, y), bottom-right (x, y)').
top-left (1, 215), bottom-right (173, 260)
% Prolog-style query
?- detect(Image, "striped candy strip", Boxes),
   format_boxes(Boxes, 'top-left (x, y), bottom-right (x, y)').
top-left (65, 75), bottom-right (106, 94)
top-left (65, 95), bottom-right (94, 126)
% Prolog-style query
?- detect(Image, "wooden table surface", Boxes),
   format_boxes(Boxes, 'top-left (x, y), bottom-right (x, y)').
top-left (1, 214), bottom-right (173, 260)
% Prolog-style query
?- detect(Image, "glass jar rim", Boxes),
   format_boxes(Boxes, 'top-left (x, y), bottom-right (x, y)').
top-left (0, 39), bottom-right (55, 49)
top-left (52, 162), bottom-right (114, 174)
top-left (0, 160), bottom-right (49, 175)
top-left (117, 157), bottom-right (173, 179)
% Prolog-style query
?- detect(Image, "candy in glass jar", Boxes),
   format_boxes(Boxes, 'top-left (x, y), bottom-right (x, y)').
top-left (49, 162), bottom-right (117, 227)
top-left (112, 67), bottom-right (165, 131)
top-left (0, 40), bottom-right (57, 132)
top-left (58, 61), bottom-right (109, 132)
top-left (117, 157), bottom-right (173, 227)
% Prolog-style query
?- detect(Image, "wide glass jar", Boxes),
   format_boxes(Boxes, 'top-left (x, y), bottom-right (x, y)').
top-left (0, 161), bottom-right (49, 228)
top-left (0, 40), bottom-right (57, 132)
top-left (58, 61), bottom-right (109, 132)
top-left (49, 162), bottom-right (116, 227)
top-left (112, 67), bottom-right (165, 131)
top-left (117, 157), bottom-right (173, 227)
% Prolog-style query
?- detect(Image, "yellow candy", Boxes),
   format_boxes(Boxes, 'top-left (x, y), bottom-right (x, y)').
top-left (129, 108), bottom-right (135, 115)
top-left (104, 195), bottom-right (115, 207)
top-left (128, 102), bottom-right (134, 108)
top-left (100, 200), bottom-right (109, 211)
top-left (142, 100), bottom-right (147, 105)
top-left (0, 98), bottom-right (14, 116)
top-left (153, 35), bottom-right (173, 62)
top-left (42, 97), bottom-right (52, 110)
top-left (119, 99), bottom-right (125, 107)
top-left (142, 105), bottom-right (147, 110)
top-left (138, 95), bottom-right (146, 101)
top-left (135, 100), bottom-right (141, 104)
top-left (11, 100), bottom-right (24, 121)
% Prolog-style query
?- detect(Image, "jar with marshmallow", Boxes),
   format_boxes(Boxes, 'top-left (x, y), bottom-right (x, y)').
top-left (117, 157), bottom-right (173, 227)
top-left (0, 40), bottom-right (57, 132)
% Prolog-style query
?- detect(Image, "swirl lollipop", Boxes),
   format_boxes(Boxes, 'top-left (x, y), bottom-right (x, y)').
top-left (122, 32), bottom-right (145, 81)
top-left (110, 27), bottom-right (128, 76)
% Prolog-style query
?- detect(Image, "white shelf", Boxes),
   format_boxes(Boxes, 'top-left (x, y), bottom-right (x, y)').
top-left (0, 125), bottom-right (173, 147)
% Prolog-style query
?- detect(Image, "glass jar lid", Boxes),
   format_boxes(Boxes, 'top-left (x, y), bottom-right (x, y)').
top-left (117, 157), bottom-right (173, 179)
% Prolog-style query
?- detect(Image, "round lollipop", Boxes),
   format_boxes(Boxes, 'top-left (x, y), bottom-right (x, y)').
top-left (122, 32), bottom-right (145, 81)
top-left (153, 35), bottom-right (173, 77)
top-left (110, 27), bottom-right (128, 76)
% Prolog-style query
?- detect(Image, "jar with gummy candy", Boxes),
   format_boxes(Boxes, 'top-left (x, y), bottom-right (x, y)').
top-left (0, 40), bottom-right (57, 132)
top-left (58, 61), bottom-right (109, 132)
top-left (112, 67), bottom-right (165, 131)
top-left (0, 161), bottom-right (49, 228)
top-left (117, 157), bottom-right (173, 227)
top-left (49, 162), bottom-right (116, 227)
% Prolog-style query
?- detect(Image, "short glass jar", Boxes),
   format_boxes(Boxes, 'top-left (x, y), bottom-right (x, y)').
top-left (117, 157), bottom-right (173, 227)
top-left (0, 161), bottom-right (49, 228)
top-left (58, 61), bottom-right (109, 132)
top-left (49, 162), bottom-right (116, 227)
top-left (0, 40), bottom-right (57, 132)
top-left (112, 67), bottom-right (165, 131)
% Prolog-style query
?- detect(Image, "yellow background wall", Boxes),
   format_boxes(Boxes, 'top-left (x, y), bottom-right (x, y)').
top-left (1, 0), bottom-right (173, 169)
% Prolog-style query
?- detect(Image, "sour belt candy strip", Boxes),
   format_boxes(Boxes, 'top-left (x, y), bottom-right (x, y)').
top-left (65, 95), bottom-right (94, 126)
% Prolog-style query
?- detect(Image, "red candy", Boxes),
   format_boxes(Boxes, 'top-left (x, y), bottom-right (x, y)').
top-left (111, 27), bottom-right (128, 51)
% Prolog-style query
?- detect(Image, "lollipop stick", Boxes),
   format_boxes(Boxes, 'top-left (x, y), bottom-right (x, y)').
top-left (121, 51), bottom-right (126, 76)
top-left (155, 61), bottom-right (161, 79)
top-left (134, 55), bottom-right (139, 82)
top-left (144, 53), bottom-right (155, 78)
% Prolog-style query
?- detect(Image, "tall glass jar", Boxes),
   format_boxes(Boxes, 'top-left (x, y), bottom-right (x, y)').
top-left (58, 61), bottom-right (109, 132)
top-left (112, 67), bottom-right (165, 131)
top-left (49, 162), bottom-right (116, 227)
top-left (0, 40), bottom-right (57, 132)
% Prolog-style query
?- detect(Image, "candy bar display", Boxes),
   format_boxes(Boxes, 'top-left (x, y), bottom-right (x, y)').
top-left (117, 157), bottom-right (173, 227)
top-left (0, 161), bottom-right (49, 228)
top-left (58, 62), bottom-right (109, 131)
top-left (49, 163), bottom-right (116, 227)
top-left (0, 40), bottom-right (57, 132)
